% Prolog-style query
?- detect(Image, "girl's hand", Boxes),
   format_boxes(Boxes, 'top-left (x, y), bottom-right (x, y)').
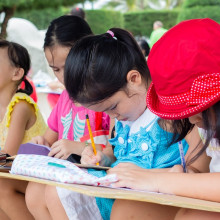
top-left (30, 136), bottom-right (50, 146)
top-left (169, 164), bottom-right (184, 173)
top-left (81, 146), bottom-right (109, 166)
top-left (48, 139), bottom-right (78, 159)
top-left (108, 166), bottom-right (159, 192)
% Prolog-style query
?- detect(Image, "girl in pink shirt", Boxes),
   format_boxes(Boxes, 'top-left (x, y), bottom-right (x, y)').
top-left (25, 15), bottom-right (110, 220)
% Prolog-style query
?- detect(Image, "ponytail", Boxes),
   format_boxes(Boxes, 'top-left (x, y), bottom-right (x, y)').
top-left (17, 77), bottom-right (33, 96)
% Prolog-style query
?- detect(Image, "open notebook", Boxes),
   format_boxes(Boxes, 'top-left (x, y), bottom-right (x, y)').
top-left (10, 154), bottom-right (117, 187)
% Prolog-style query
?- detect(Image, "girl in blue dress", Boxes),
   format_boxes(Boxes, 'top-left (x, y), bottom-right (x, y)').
top-left (45, 28), bottom-right (207, 220)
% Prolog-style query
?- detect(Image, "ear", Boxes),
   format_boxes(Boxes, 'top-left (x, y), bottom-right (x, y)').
top-left (12, 68), bottom-right (24, 81)
top-left (126, 70), bottom-right (142, 86)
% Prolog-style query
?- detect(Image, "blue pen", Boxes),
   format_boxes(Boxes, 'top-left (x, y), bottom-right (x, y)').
top-left (178, 141), bottom-right (187, 173)
top-left (48, 162), bottom-right (66, 168)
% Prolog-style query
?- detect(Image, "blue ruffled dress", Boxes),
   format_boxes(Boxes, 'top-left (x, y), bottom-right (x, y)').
top-left (88, 108), bottom-right (189, 220)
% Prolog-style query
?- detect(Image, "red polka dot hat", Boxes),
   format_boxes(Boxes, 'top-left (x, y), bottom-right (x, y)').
top-left (147, 18), bottom-right (220, 119)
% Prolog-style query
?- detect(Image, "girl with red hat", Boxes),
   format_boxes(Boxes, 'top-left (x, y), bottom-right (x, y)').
top-left (109, 18), bottom-right (220, 219)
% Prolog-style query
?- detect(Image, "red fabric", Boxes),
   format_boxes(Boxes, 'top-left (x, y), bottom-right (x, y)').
top-left (147, 18), bottom-right (220, 119)
top-left (20, 78), bottom-right (38, 102)
top-left (95, 112), bottom-right (103, 131)
top-left (47, 94), bottom-right (60, 109)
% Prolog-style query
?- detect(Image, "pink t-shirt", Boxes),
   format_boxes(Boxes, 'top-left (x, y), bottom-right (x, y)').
top-left (48, 90), bottom-right (110, 140)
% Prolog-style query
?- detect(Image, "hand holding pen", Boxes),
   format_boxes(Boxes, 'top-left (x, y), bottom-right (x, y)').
top-left (85, 114), bottom-right (99, 166)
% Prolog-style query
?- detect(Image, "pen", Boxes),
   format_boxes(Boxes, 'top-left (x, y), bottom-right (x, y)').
top-left (178, 141), bottom-right (187, 173)
top-left (86, 114), bottom-right (99, 166)
top-left (48, 162), bottom-right (66, 168)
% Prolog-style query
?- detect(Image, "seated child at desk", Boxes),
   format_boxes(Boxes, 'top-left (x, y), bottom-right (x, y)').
top-left (25, 15), bottom-right (110, 220)
top-left (109, 18), bottom-right (220, 220)
top-left (42, 28), bottom-right (208, 220)
top-left (0, 40), bottom-right (46, 220)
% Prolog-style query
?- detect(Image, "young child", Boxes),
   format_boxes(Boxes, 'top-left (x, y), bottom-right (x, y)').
top-left (25, 15), bottom-right (110, 220)
top-left (109, 18), bottom-right (220, 220)
top-left (60, 28), bottom-right (208, 220)
top-left (0, 40), bottom-right (46, 219)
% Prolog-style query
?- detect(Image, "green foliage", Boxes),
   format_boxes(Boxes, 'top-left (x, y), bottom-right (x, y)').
top-left (0, 0), bottom-right (30, 9)
top-left (124, 10), bottom-right (179, 37)
top-left (15, 8), bottom-right (124, 33)
top-left (86, 10), bottom-right (124, 34)
top-left (183, 0), bottom-right (220, 8)
top-left (16, 0), bottom-right (77, 10)
top-left (14, 7), bottom-right (68, 29)
top-left (177, 5), bottom-right (220, 23)
top-left (178, 0), bottom-right (220, 23)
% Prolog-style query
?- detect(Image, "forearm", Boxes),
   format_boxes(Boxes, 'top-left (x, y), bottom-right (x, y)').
top-left (156, 172), bottom-right (220, 202)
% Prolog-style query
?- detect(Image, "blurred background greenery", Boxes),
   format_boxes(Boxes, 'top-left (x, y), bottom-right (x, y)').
top-left (1, 0), bottom-right (220, 38)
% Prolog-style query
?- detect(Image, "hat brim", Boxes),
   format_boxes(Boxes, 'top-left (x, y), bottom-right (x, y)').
top-left (147, 83), bottom-right (220, 120)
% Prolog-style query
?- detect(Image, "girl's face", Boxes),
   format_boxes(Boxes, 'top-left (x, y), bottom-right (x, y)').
top-left (0, 48), bottom-right (16, 88)
top-left (188, 113), bottom-right (203, 128)
top-left (83, 71), bottom-right (148, 121)
top-left (44, 45), bottom-right (70, 84)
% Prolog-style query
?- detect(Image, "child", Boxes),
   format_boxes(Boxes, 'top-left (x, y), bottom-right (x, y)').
top-left (109, 18), bottom-right (220, 219)
top-left (61, 28), bottom-right (208, 220)
top-left (25, 15), bottom-right (110, 220)
top-left (0, 40), bottom-right (46, 219)
top-left (137, 38), bottom-right (150, 58)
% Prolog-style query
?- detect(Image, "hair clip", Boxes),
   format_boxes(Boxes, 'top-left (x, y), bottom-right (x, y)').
top-left (107, 30), bottom-right (117, 40)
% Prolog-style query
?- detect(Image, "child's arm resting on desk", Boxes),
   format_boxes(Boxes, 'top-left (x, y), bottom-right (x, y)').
top-left (81, 142), bottom-right (115, 167)
top-left (108, 167), bottom-right (220, 202)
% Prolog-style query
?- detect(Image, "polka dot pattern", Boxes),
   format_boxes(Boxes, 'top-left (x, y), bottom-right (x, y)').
top-left (147, 73), bottom-right (220, 119)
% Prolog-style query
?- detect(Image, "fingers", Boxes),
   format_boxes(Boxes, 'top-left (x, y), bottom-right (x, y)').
top-left (30, 136), bottom-right (44, 145)
top-left (30, 136), bottom-right (49, 146)
top-left (81, 147), bottom-right (101, 165)
top-left (169, 164), bottom-right (184, 173)
top-left (48, 145), bottom-right (60, 157)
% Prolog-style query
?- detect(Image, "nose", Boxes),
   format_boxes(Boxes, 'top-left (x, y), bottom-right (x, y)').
top-left (108, 112), bottom-right (119, 119)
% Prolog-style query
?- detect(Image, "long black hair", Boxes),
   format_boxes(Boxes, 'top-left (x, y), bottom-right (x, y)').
top-left (64, 28), bottom-right (150, 104)
top-left (167, 101), bottom-right (220, 165)
top-left (44, 15), bottom-right (93, 49)
top-left (0, 40), bottom-right (32, 95)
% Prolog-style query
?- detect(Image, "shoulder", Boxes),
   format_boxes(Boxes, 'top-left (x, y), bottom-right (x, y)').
top-left (6, 93), bottom-right (36, 127)
top-left (56, 90), bottom-right (73, 106)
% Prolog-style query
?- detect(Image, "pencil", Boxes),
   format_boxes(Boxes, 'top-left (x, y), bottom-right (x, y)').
top-left (178, 141), bottom-right (187, 173)
top-left (86, 114), bottom-right (99, 166)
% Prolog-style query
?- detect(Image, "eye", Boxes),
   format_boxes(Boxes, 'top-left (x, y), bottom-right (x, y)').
top-left (110, 104), bottom-right (117, 110)
top-left (52, 68), bottom-right (60, 73)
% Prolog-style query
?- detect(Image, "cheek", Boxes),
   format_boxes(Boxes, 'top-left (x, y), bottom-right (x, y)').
top-left (55, 72), bottom-right (64, 84)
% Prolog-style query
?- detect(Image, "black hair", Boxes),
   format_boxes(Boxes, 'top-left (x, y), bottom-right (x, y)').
top-left (44, 15), bottom-right (93, 49)
top-left (69, 7), bottom-right (85, 19)
top-left (137, 39), bottom-right (150, 57)
top-left (0, 40), bottom-right (32, 95)
top-left (168, 101), bottom-right (220, 165)
top-left (64, 28), bottom-right (150, 105)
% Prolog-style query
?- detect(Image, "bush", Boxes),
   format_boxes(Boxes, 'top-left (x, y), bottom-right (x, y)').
top-left (15, 8), bottom-right (123, 33)
top-left (124, 10), bottom-right (179, 37)
top-left (86, 10), bottom-right (123, 34)
top-left (14, 7), bottom-right (68, 30)
top-left (183, 0), bottom-right (220, 8)
top-left (177, 0), bottom-right (220, 23)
